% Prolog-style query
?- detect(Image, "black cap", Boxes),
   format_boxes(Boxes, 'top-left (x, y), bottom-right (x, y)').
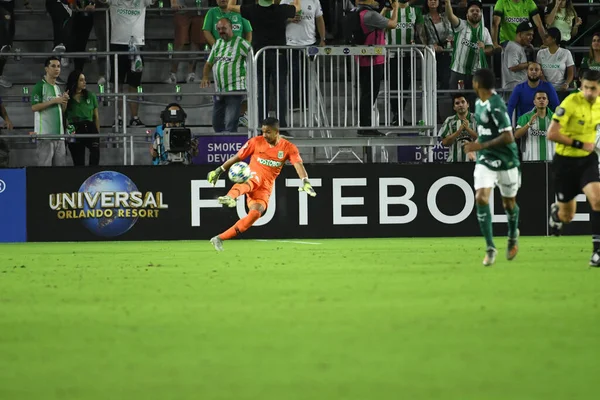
top-left (466, 0), bottom-right (483, 11)
top-left (516, 21), bottom-right (534, 34)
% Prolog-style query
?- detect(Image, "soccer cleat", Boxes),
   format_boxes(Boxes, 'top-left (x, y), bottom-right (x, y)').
top-left (506, 229), bottom-right (520, 261)
top-left (590, 250), bottom-right (600, 267)
top-left (210, 236), bottom-right (224, 252)
top-left (218, 196), bottom-right (236, 208)
top-left (483, 247), bottom-right (498, 267)
top-left (549, 203), bottom-right (563, 236)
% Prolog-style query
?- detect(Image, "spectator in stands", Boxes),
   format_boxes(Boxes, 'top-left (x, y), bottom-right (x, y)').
top-left (353, 0), bottom-right (398, 136)
top-left (492, 0), bottom-right (545, 51)
top-left (514, 90), bottom-right (555, 161)
top-left (439, 93), bottom-right (477, 162)
top-left (101, 0), bottom-right (155, 127)
top-left (68, 0), bottom-right (98, 71)
top-left (95, 1), bottom-right (109, 85)
top-left (65, 70), bottom-right (100, 166)
top-left (227, 0), bottom-right (299, 128)
top-left (536, 27), bottom-right (575, 92)
top-left (31, 56), bottom-right (69, 166)
top-left (0, 0), bottom-right (31, 88)
top-left (0, 96), bottom-right (13, 130)
top-left (445, 0), bottom-right (492, 90)
top-left (200, 18), bottom-right (251, 133)
top-left (501, 21), bottom-right (534, 90)
top-left (165, 0), bottom-right (207, 84)
top-left (579, 33), bottom-right (600, 77)
top-left (281, 0), bottom-right (326, 110)
top-left (46, 0), bottom-right (72, 53)
top-left (507, 61), bottom-right (560, 120)
top-left (385, 0), bottom-right (426, 126)
top-left (204, 0), bottom-right (252, 44)
top-left (544, 0), bottom-right (582, 47)
top-left (423, 0), bottom-right (452, 90)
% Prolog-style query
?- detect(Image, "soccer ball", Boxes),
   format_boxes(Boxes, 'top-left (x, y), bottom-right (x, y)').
top-left (228, 162), bottom-right (251, 183)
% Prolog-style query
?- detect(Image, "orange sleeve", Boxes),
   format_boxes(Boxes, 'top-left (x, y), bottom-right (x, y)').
top-left (237, 138), bottom-right (256, 160)
top-left (287, 142), bottom-right (303, 164)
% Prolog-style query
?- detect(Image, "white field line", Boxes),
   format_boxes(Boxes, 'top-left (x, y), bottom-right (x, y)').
top-left (254, 240), bottom-right (322, 245)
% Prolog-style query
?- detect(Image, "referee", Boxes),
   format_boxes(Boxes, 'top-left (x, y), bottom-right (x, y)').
top-left (548, 69), bottom-right (600, 266)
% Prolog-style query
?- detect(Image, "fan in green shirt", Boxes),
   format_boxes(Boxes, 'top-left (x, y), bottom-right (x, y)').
top-left (514, 91), bottom-right (555, 161)
top-left (492, 0), bottom-right (545, 50)
top-left (579, 33), bottom-right (600, 81)
top-left (203, 0), bottom-right (253, 46)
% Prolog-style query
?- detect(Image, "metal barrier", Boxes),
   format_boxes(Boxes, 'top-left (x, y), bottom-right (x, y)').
top-left (250, 45), bottom-right (438, 162)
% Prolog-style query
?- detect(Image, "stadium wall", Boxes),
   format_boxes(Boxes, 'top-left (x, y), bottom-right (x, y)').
top-left (1, 164), bottom-right (591, 242)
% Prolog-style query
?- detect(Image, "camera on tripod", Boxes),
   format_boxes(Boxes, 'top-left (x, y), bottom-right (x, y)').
top-left (152, 103), bottom-right (197, 165)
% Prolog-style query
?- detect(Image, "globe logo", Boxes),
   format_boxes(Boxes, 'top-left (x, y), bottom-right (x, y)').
top-left (78, 171), bottom-right (139, 237)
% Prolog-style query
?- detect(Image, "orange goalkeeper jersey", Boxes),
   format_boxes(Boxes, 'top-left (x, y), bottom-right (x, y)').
top-left (237, 136), bottom-right (302, 191)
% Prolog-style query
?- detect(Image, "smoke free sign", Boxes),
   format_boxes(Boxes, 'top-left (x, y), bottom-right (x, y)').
top-left (193, 135), bottom-right (248, 165)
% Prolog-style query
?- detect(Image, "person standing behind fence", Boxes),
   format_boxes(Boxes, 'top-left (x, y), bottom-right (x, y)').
top-left (536, 27), bottom-right (575, 93)
top-left (491, 0), bottom-right (545, 52)
top-left (354, 0), bottom-right (398, 136)
top-left (423, 0), bottom-right (452, 91)
top-left (227, 0), bottom-right (299, 129)
top-left (280, 0), bottom-right (326, 110)
top-left (439, 93), bottom-right (477, 162)
top-left (31, 56), bottom-right (69, 167)
top-left (501, 21), bottom-right (533, 90)
top-left (544, 0), bottom-right (581, 47)
top-left (65, 70), bottom-right (100, 166)
top-left (165, 0), bottom-right (207, 84)
top-left (200, 18), bottom-right (251, 133)
top-left (384, 0), bottom-right (426, 126)
top-left (204, 0), bottom-right (252, 44)
top-left (445, 0), bottom-right (492, 91)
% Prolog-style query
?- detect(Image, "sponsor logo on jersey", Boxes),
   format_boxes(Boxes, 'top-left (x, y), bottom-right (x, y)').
top-left (257, 157), bottom-right (282, 168)
top-left (505, 17), bottom-right (529, 23)
top-left (541, 63), bottom-right (561, 69)
top-left (395, 22), bottom-right (414, 30)
top-left (117, 9), bottom-right (142, 16)
top-left (232, 23), bottom-right (241, 31)
top-left (529, 129), bottom-right (547, 136)
top-left (461, 38), bottom-right (479, 49)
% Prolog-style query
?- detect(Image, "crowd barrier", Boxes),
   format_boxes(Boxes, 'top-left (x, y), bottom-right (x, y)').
top-left (0, 163), bottom-right (594, 243)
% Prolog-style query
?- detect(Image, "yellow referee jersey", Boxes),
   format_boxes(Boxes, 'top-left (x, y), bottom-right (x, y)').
top-left (553, 91), bottom-right (600, 157)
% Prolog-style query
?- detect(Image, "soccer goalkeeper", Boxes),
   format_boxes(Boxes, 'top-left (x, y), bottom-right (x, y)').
top-left (207, 117), bottom-right (316, 251)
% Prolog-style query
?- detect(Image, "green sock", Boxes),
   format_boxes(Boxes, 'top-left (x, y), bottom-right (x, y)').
top-left (506, 204), bottom-right (520, 240)
top-left (476, 204), bottom-right (495, 249)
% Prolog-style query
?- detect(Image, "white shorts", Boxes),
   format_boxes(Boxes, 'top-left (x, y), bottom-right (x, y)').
top-left (473, 164), bottom-right (521, 198)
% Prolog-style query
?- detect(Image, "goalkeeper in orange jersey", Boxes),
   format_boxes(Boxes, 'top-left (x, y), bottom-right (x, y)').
top-left (206, 117), bottom-right (316, 251)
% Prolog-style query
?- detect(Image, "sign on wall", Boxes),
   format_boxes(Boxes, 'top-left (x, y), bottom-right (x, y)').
top-left (0, 168), bottom-right (27, 242)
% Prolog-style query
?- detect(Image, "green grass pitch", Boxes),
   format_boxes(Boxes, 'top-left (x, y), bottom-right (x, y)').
top-left (0, 237), bottom-right (599, 400)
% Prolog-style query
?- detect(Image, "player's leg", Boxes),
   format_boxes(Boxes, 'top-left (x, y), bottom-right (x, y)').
top-left (498, 167), bottom-right (521, 260)
top-left (217, 178), bottom-right (257, 208)
top-left (549, 154), bottom-right (580, 235)
top-left (211, 196), bottom-right (267, 251)
top-left (474, 164), bottom-right (498, 266)
top-left (582, 170), bottom-right (600, 266)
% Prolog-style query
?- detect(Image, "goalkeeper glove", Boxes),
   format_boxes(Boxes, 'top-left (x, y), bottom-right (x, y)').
top-left (207, 166), bottom-right (224, 187)
top-left (299, 178), bottom-right (317, 197)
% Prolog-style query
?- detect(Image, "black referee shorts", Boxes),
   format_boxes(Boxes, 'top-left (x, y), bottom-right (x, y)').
top-left (552, 152), bottom-right (600, 202)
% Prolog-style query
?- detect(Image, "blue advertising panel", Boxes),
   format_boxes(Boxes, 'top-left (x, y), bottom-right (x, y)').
top-left (0, 168), bottom-right (26, 242)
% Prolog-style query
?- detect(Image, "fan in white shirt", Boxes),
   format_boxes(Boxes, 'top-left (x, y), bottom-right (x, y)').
top-left (536, 27), bottom-right (575, 91)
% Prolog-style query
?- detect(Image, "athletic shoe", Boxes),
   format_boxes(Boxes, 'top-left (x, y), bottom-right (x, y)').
top-left (218, 196), bottom-right (236, 208)
top-left (549, 203), bottom-right (563, 236)
top-left (186, 72), bottom-right (196, 83)
top-left (97, 76), bottom-right (106, 87)
top-left (210, 236), bottom-right (224, 252)
top-left (506, 229), bottom-right (519, 261)
top-left (129, 117), bottom-right (144, 127)
top-left (53, 43), bottom-right (66, 53)
top-left (238, 112), bottom-right (248, 127)
top-left (61, 57), bottom-right (70, 67)
top-left (483, 247), bottom-right (498, 267)
top-left (164, 72), bottom-right (177, 84)
top-left (0, 45), bottom-right (11, 53)
top-left (590, 251), bottom-right (600, 267)
top-left (0, 76), bottom-right (12, 88)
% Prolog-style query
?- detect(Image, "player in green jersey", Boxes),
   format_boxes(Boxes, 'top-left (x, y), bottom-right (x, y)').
top-left (464, 68), bottom-right (521, 266)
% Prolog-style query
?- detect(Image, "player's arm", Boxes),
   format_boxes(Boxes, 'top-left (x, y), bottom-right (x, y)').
top-left (547, 120), bottom-right (595, 152)
top-left (464, 129), bottom-right (514, 153)
top-left (293, 162), bottom-right (316, 197)
top-left (207, 154), bottom-right (243, 186)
